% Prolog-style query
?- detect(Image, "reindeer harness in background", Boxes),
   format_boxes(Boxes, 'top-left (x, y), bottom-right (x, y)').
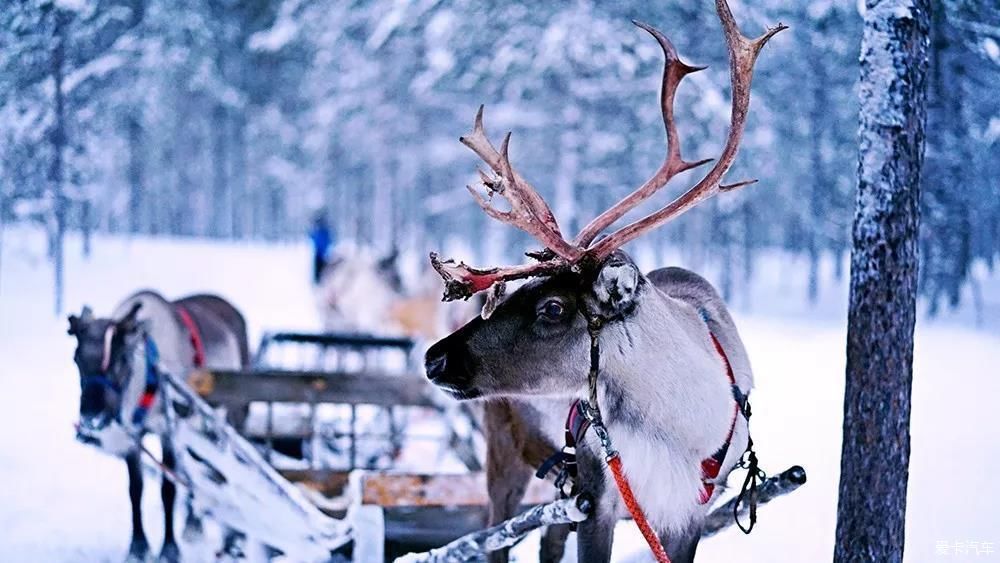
top-left (80, 302), bottom-right (207, 441)
top-left (427, 2), bottom-right (786, 560)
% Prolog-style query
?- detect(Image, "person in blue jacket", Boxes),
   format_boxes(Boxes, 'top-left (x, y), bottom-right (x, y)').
top-left (309, 213), bottom-right (334, 285)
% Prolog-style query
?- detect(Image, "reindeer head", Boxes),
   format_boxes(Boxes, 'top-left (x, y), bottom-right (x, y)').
top-left (67, 303), bottom-right (144, 430)
top-left (426, 253), bottom-right (644, 398)
top-left (425, 1), bottom-right (784, 400)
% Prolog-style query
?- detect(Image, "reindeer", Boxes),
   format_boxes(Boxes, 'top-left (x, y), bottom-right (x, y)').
top-left (67, 290), bottom-right (249, 562)
top-left (316, 250), bottom-right (406, 333)
top-left (423, 3), bottom-right (784, 562)
top-left (318, 249), bottom-right (481, 340)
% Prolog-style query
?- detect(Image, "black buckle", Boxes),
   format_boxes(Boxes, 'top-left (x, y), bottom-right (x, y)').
top-left (536, 450), bottom-right (568, 480)
top-left (732, 384), bottom-right (751, 418)
top-left (537, 447), bottom-right (579, 499)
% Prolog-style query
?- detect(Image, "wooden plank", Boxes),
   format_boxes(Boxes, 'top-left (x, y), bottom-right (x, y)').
top-left (280, 469), bottom-right (352, 498)
top-left (359, 472), bottom-right (554, 508)
top-left (281, 470), bottom-right (554, 509)
top-left (198, 370), bottom-right (439, 409)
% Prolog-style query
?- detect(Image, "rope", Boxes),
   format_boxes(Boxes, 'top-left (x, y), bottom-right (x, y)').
top-left (733, 437), bottom-right (765, 534)
top-left (139, 441), bottom-right (193, 489)
top-left (608, 455), bottom-right (671, 563)
top-left (586, 317), bottom-right (602, 407)
top-left (581, 311), bottom-right (671, 563)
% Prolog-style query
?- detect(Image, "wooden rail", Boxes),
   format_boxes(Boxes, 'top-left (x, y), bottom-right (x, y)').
top-left (195, 369), bottom-right (438, 409)
top-left (254, 331), bottom-right (416, 366)
top-left (193, 368), bottom-right (482, 471)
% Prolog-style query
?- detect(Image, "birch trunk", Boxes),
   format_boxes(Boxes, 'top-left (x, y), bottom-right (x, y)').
top-left (835, 2), bottom-right (930, 561)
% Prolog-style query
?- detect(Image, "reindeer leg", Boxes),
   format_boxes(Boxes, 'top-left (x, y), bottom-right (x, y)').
top-left (125, 451), bottom-right (150, 562)
top-left (540, 523), bottom-right (572, 563)
top-left (158, 441), bottom-right (180, 562)
top-left (485, 402), bottom-right (534, 563)
top-left (180, 491), bottom-right (204, 543)
top-left (661, 523), bottom-right (701, 563)
top-left (574, 446), bottom-right (615, 563)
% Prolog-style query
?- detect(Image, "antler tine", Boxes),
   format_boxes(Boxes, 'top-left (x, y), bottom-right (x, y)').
top-left (431, 3), bottom-right (783, 302)
top-left (430, 252), bottom-right (569, 302)
top-left (573, 20), bottom-right (711, 248)
top-left (589, 0), bottom-right (786, 260)
top-left (460, 106), bottom-right (581, 261)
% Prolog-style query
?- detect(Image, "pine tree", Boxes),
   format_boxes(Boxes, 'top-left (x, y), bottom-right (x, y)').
top-left (834, 1), bottom-right (930, 561)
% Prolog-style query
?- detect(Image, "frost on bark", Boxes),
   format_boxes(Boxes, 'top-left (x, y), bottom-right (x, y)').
top-left (835, 1), bottom-right (930, 562)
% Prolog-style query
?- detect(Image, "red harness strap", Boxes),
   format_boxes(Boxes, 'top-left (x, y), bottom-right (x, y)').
top-left (174, 305), bottom-right (206, 368)
top-left (699, 331), bottom-right (741, 503)
top-left (539, 315), bottom-right (746, 563)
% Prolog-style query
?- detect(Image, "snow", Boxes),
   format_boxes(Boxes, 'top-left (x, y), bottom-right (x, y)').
top-left (248, 20), bottom-right (299, 53)
top-left (62, 52), bottom-right (127, 95)
top-left (1, 227), bottom-right (999, 561)
top-left (53, 0), bottom-right (90, 12)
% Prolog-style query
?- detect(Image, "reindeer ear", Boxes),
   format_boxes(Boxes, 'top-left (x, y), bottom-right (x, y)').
top-left (67, 315), bottom-right (80, 335)
top-left (590, 256), bottom-right (642, 319)
top-left (117, 302), bottom-right (143, 332)
top-left (68, 305), bottom-right (94, 335)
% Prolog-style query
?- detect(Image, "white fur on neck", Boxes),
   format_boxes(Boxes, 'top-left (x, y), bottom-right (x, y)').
top-left (590, 289), bottom-right (741, 534)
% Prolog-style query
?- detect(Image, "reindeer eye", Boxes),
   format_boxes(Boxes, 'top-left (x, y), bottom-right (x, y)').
top-left (538, 299), bottom-right (566, 320)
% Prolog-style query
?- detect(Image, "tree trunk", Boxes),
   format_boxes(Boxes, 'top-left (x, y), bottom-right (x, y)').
top-left (231, 112), bottom-right (248, 239)
top-left (922, 7), bottom-right (972, 314)
top-left (807, 56), bottom-right (829, 305)
top-left (50, 9), bottom-right (69, 316)
top-left (81, 199), bottom-right (91, 258)
top-left (553, 104), bottom-right (581, 235)
top-left (834, 2), bottom-right (930, 562)
top-left (211, 105), bottom-right (229, 238)
top-left (127, 112), bottom-right (144, 234)
top-left (0, 194), bottom-right (6, 297)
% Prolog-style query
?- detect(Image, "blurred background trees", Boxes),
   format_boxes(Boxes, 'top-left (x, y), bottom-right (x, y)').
top-left (1, 0), bottom-right (997, 313)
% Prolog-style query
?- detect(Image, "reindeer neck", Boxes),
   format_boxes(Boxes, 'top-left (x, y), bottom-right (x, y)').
top-left (594, 290), bottom-right (733, 455)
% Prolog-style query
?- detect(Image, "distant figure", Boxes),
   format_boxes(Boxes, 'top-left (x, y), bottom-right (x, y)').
top-left (309, 214), bottom-right (334, 285)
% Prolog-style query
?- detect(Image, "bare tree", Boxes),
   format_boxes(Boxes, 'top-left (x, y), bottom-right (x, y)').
top-left (835, 1), bottom-right (931, 561)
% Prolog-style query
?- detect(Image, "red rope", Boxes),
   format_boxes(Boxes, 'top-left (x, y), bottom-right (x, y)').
top-left (607, 454), bottom-right (671, 563)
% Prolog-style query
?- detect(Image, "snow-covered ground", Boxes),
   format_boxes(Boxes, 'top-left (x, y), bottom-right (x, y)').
top-left (1, 227), bottom-right (998, 562)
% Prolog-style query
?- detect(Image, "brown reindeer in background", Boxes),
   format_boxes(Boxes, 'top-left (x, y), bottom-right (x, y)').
top-left (423, 2), bottom-right (785, 562)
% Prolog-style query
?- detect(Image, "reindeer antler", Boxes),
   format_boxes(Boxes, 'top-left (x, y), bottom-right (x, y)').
top-left (432, 0), bottom-right (786, 301)
top-left (588, 1), bottom-right (787, 260)
top-left (573, 20), bottom-right (712, 248)
top-left (461, 107), bottom-right (582, 262)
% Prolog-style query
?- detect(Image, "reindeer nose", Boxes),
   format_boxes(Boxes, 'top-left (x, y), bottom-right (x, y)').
top-left (425, 354), bottom-right (448, 381)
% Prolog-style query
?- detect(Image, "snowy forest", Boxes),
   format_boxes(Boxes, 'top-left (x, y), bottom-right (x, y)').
top-left (2, 1), bottom-right (1000, 562)
top-left (2, 0), bottom-right (998, 314)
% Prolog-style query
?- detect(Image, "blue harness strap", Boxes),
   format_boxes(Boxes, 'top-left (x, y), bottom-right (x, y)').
top-left (84, 374), bottom-right (121, 394)
top-left (130, 335), bottom-right (161, 427)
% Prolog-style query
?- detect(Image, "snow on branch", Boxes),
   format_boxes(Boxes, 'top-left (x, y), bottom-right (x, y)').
top-left (394, 496), bottom-right (593, 563)
top-left (395, 465), bottom-right (807, 562)
top-left (702, 465), bottom-right (807, 537)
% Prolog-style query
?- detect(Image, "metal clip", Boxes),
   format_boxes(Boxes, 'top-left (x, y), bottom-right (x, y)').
top-left (579, 399), bottom-right (618, 460)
